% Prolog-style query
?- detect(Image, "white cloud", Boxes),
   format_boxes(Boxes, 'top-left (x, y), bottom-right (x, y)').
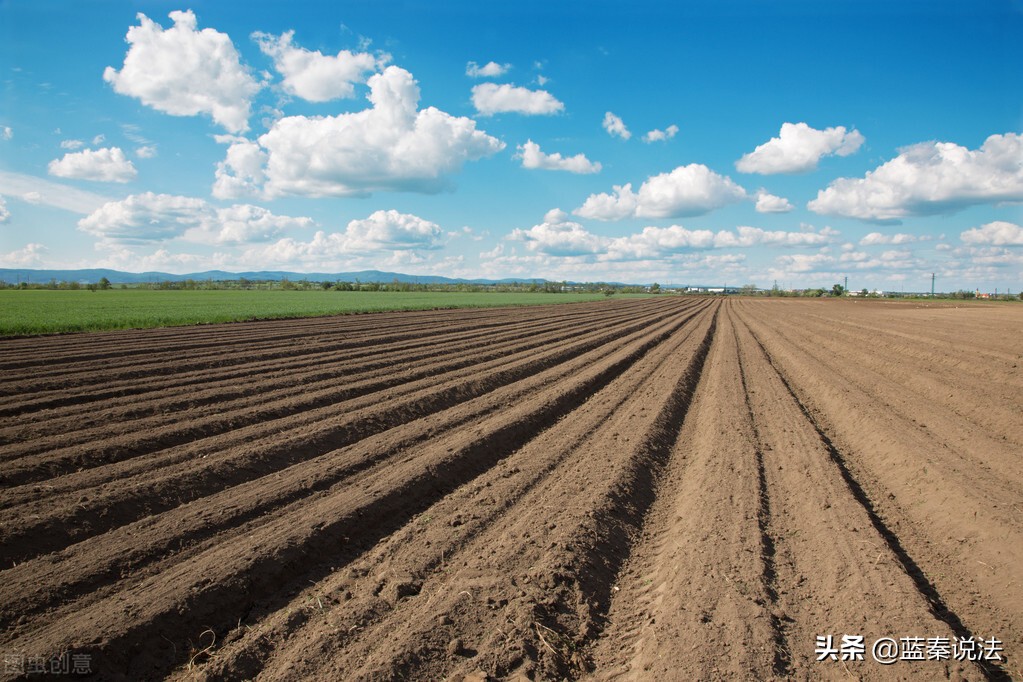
top-left (1, 127), bottom-right (11, 141)
top-left (509, 209), bottom-right (608, 256)
top-left (340, 209), bottom-right (442, 251)
top-left (603, 112), bottom-right (631, 140)
top-left (960, 221), bottom-right (1023, 246)
top-left (643, 125), bottom-right (678, 143)
top-left (773, 253), bottom-right (835, 273)
top-left (0, 196), bottom-right (9, 223)
top-left (466, 61), bottom-right (510, 78)
top-left (605, 224), bottom-right (831, 260)
top-left (253, 30), bottom-right (384, 102)
top-left (186, 204), bottom-right (314, 245)
top-left (859, 232), bottom-right (918, 245)
top-left (225, 66), bottom-right (504, 198)
top-left (92, 134), bottom-right (105, 146)
top-left (135, 145), bottom-right (157, 159)
top-left (736, 122), bottom-right (864, 174)
top-left (754, 190), bottom-right (794, 213)
top-left (0, 243), bottom-right (47, 267)
top-left (471, 82), bottom-right (564, 116)
top-left (506, 209), bottom-right (832, 263)
top-left (104, 10), bottom-right (260, 133)
top-left (575, 164), bottom-right (747, 220)
top-left (60, 139), bottom-right (84, 150)
top-left (516, 140), bottom-right (601, 174)
top-left (48, 147), bottom-right (138, 183)
top-left (212, 136), bottom-right (268, 199)
top-left (809, 133), bottom-right (1023, 221)
top-left (77, 192), bottom-right (311, 245)
top-left (0, 170), bottom-right (112, 214)
top-left (78, 193), bottom-right (209, 243)
top-left (235, 209), bottom-right (443, 269)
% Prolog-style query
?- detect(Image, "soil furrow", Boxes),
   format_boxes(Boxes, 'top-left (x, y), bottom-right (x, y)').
top-left (0, 304), bottom-right (712, 630)
top-left (0, 302), bottom-right (663, 462)
top-left (0, 303), bottom-right (701, 562)
top-left (1, 300), bottom-right (702, 679)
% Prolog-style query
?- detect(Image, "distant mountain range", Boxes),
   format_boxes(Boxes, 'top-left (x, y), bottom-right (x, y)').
top-left (0, 268), bottom-right (641, 287)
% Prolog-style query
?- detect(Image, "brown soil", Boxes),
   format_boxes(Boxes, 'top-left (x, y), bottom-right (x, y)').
top-left (1, 297), bottom-right (1019, 680)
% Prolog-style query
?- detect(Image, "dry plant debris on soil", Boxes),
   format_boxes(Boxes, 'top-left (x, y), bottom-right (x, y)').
top-left (0, 297), bottom-right (1020, 680)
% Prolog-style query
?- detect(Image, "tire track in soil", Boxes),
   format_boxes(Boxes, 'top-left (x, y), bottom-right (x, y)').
top-left (732, 304), bottom-right (996, 681)
top-left (0, 299), bottom-right (708, 680)
top-left (588, 304), bottom-right (780, 680)
top-left (733, 308), bottom-right (792, 678)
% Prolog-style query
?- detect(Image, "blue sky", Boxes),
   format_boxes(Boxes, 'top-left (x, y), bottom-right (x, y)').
top-left (1, 0), bottom-right (1021, 290)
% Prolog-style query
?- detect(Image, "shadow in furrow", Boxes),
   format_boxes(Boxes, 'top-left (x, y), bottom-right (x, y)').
top-left (41, 303), bottom-right (700, 680)
top-left (741, 319), bottom-right (1010, 682)
top-left (731, 312), bottom-right (793, 677)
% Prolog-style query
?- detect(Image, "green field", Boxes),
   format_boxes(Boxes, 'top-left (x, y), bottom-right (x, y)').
top-left (0, 289), bottom-right (635, 336)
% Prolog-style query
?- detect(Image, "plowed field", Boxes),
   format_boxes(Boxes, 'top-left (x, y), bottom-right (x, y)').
top-left (1, 297), bottom-right (1020, 680)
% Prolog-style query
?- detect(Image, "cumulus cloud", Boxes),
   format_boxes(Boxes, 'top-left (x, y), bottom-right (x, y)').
top-left (1, 127), bottom-right (11, 141)
top-left (471, 82), bottom-right (564, 116)
top-left (754, 190), bottom-right (794, 213)
top-left (253, 30), bottom-right (384, 102)
top-left (960, 221), bottom-right (1023, 246)
top-left (77, 192), bottom-right (311, 245)
top-left (48, 147), bottom-right (138, 183)
top-left (0, 243), bottom-right (47, 267)
top-left (603, 112), bottom-right (630, 140)
top-left (60, 139), bottom-right (84, 150)
top-left (605, 224), bottom-right (832, 260)
top-left (339, 209), bottom-right (442, 251)
top-left (773, 252), bottom-right (835, 273)
top-left (516, 140), bottom-right (601, 174)
top-left (643, 125), bottom-right (678, 143)
top-left (104, 10), bottom-right (261, 133)
top-left (135, 146), bottom-right (158, 159)
top-left (220, 66), bottom-right (504, 198)
top-left (809, 133), bottom-right (1023, 221)
top-left (509, 209), bottom-right (608, 256)
top-left (736, 122), bottom-right (864, 174)
top-left (507, 209), bottom-right (833, 263)
top-left (0, 195), bottom-right (9, 223)
top-left (212, 136), bottom-right (268, 199)
top-left (859, 232), bottom-right (919, 245)
top-left (185, 203), bottom-right (314, 245)
top-left (575, 164), bottom-right (747, 220)
top-left (236, 210), bottom-right (443, 268)
top-left (466, 61), bottom-right (510, 78)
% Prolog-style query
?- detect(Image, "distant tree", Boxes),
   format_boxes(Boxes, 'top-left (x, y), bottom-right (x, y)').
top-left (831, 283), bottom-right (845, 297)
top-left (98, 276), bottom-right (111, 290)
top-left (740, 283), bottom-right (758, 296)
top-left (320, 280), bottom-right (332, 290)
top-left (650, 282), bottom-right (661, 293)
top-left (861, 288), bottom-right (869, 297)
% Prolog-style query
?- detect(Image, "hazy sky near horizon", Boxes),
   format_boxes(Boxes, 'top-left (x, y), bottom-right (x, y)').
top-left (1, 0), bottom-right (1021, 289)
